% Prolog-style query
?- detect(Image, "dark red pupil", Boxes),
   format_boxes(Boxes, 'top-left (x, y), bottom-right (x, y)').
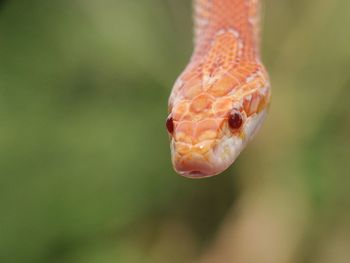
top-left (228, 112), bottom-right (243, 130)
top-left (166, 116), bottom-right (174, 134)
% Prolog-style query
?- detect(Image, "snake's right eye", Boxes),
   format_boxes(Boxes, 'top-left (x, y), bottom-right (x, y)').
top-left (228, 111), bottom-right (243, 131)
top-left (166, 115), bottom-right (174, 134)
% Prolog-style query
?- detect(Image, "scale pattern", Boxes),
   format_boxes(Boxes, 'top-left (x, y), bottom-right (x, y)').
top-left (167, 0), bottom-right (271, 178)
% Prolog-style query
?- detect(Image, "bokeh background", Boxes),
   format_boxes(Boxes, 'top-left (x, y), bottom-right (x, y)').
top-left (1, 0), bottom-right (350, 262)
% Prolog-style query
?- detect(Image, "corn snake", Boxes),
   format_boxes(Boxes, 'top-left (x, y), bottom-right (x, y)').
top-left (166, 0), bottom-right (271, 178)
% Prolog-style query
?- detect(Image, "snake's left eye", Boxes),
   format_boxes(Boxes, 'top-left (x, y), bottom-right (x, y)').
top-left (228, 111), bottom-right (243, 130)
top-left (166, 115), bottom-right (174, 134)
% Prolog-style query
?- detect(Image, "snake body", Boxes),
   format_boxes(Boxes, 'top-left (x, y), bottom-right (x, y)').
top-left (166, 0), bottom-right (271, 178)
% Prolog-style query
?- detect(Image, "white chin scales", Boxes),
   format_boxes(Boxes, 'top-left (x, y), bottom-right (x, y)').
top-left (207, 109), bottom-right (268, 176)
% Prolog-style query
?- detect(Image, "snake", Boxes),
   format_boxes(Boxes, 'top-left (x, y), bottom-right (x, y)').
top-left (166, 0), bottom-right (271, 178)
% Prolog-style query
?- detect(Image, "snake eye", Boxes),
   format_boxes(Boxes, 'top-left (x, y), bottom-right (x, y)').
top-left (228, 111), bottom-right (243, 130)
top-left (166, 115), bottom-right (174, 134)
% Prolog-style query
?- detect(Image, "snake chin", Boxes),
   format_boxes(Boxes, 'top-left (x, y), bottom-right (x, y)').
top-left (171, 109), bottom-right (268, 178)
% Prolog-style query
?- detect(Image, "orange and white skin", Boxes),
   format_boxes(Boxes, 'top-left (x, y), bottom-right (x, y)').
top-left (166, 0), bottom-right (271, 178)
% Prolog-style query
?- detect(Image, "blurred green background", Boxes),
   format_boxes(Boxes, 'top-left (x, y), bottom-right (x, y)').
top-left (1, 0), bottom-right (349, 262)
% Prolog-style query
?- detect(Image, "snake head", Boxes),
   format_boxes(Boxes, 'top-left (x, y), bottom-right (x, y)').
top-left (166, 68), bottom-right (270, 178)
top-left (166, 84), bottom-right (270, 178)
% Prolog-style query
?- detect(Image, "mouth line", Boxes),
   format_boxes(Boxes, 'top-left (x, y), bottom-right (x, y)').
top-left (177, 170), bottom-right (218, 179)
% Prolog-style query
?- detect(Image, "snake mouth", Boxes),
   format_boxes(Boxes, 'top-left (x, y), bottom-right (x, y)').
top-left (173, 152), bottom-right (228, 178)
top-left (174, 153), bottom-right (212, 178)
top-left (179, 171), bottom-right (214, 178)
top-left (177, 169), bottom-right (219, 179)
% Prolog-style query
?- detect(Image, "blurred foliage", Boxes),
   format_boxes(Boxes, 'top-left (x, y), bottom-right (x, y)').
top-left (0, 0), bottom-right (349, 262)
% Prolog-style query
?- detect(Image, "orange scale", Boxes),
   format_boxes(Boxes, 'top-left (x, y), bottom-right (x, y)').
top-left (172, 101), bottom-right (189, 120)
top-left (189, 94), bottom-right (214, 113)
top-left (174, 142), bottom-right (191, 156)
top-left (250, 78), bottom-right (265, 89)
top-left (213, 98), bottom-right (234, 117)
top-left (181, 68), bottom-right (200, 82)
top-left (194, 119), bottom-right (220, 140)
top-left (239, 82), bottom-right (252, 92)
top-left (257, 95), bottom-right (268, 113)
top-left (234, 71), bottom-right (249, 82)
top-left (236, 66), bottom-right (252, 76)
top-left (243, 96), bottom-right (252, 115)
top-left (249, 93), bottom-right (261, 114)
top-left (208, 75), bottom-right (239, 97)
top-left (258, 77), bottom-right (268, 88)
top-left (243, 92), bottom-right (263, 116)
top-left (181, 114), bottom-right (193, 121)
top-left (204, 111), bottom-right (215, 119)
top-left (175, 121), bottom-right (194, 143)
top-left (202, 65), bottom-right (212, 73)
top-left (183, 82), bottom-right (202, 99)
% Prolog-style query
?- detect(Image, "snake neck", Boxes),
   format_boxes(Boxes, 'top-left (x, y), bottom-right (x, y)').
top-left (193, 0), bottom-right (261, 63)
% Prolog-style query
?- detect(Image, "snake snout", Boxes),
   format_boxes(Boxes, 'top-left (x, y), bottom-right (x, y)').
top-left (174, 153), bottom-right (214, 178)
top-left (171, 138), bottom-right (230, 177)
